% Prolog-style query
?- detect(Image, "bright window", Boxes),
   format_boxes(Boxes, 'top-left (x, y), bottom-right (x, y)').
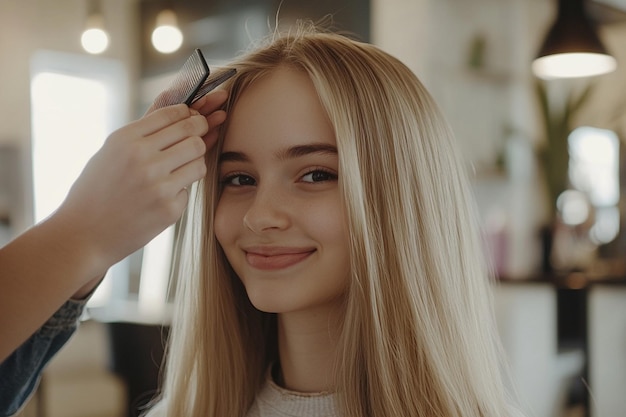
top-left (568, 126), bottom-right (620, 244)
top-left (31, 72), bottom-right (108, 222)
top-left (30, 51), bottom-right (129, 306)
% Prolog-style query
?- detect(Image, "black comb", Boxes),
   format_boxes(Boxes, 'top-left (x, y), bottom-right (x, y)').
top-left (152, 48), bottom-right (210, 109)
top-left (152, 49), bottom-right (237, 110)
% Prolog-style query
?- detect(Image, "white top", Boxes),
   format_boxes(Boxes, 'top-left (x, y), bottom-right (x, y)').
top-left (246, 376), bottom-right (339, 417)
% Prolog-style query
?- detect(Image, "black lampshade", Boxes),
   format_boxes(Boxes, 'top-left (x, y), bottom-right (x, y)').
top-left (533, 0), bottom-right (616, 79)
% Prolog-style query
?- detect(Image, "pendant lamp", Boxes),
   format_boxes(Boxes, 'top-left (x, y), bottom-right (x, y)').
top-left (532, 0), bottom-right (616, 79)
top-left (151, 9), bottom-right (184, 54)
top-left (81, 0), bottom-right (109, 54)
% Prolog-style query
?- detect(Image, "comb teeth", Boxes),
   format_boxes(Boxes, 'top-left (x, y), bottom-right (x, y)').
top-left (191, 68), bottom-right (237, 104)
top-left (152, 49), bottom-right (210, 109)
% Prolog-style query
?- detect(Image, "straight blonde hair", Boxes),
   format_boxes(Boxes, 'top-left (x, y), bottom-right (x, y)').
top-left (147, 26), bottom-right (522, 417)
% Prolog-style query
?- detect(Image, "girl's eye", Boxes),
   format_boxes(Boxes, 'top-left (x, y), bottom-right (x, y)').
top-left (222, 174), bottom-right (256, 187)
top-left (301, 169), bottom-right (338, 183)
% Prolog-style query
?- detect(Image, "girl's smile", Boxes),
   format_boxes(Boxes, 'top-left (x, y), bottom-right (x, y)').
top-left (244, 246), bottom-right (317, 271)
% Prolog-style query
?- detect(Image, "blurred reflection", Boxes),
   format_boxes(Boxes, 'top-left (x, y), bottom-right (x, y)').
top-left (557, 189), bottom-right (590, 226)
top-left (569, 126), bottom-right (620, 244)
top-left (553, 189), bottom-right (596, 270)
top-left (551, 127), bottom-right (620, 271)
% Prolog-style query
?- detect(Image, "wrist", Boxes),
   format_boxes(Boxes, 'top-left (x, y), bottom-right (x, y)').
top-left (41, 207), bottom-right (110, 282)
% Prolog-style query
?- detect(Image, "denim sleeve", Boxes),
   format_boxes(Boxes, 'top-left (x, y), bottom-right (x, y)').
top-left (0, 298), bottom-right (87, 417)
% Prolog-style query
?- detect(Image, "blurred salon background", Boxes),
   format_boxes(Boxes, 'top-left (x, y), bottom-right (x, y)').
top-left (1, 0), bottom-right (626, 416)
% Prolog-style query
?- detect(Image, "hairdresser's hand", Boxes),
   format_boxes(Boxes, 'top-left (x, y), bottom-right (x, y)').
top-left (54, 91), bottom-right (228, 282)
top-left (146, 89), bottom-right (228, 148)
top-left (189, 90), bottom-right (228, 148)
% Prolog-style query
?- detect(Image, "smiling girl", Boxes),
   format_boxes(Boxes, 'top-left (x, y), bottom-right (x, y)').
top-left (147, 26), bottom-right (523, 417)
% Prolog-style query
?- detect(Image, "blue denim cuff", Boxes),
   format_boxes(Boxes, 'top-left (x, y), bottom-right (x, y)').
top-left (0, 299), bottom-right (87, 416)
top-left (38, 298), bottom-right (88, 338)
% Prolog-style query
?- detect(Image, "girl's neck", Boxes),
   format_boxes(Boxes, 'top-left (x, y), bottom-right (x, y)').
top-left (276, 301), bottom-right (343, 393)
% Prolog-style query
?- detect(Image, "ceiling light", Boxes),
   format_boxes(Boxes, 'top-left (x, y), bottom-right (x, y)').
top-left (81, 0), bottom-right (109, 54)
top-left (152, 9), bottom-right (184, 54)
top-left (532, 0), bottom-right (616, 79)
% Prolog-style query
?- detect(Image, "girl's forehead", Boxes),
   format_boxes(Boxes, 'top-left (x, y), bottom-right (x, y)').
top-left (223, 68), bottom-right (335, 152)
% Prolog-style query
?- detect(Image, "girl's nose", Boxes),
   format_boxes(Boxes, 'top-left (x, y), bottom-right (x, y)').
top-left (242, 185), bottom-right (290, 234)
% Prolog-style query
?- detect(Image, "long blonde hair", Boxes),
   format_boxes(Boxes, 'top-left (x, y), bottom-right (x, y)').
top-left (148, 27), bottom-right (521, 417)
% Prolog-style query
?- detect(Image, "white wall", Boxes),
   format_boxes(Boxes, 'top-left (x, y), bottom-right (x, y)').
top-left (370, 0), bottom-right (547, 278)
top-left (370, 0), bottom-right (430, 83)
top-left (589, 285), bottom-right (626, 417)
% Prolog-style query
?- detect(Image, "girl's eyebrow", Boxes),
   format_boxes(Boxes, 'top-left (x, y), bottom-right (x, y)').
top-left (219, 151), bottom-right (248, 163)
top-left (276, 143), bottom-right (338, 160)
top-left (219, 143), bottom-right (338, 163)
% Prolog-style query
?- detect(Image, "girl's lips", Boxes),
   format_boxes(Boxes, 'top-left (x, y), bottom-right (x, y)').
top-left (245, 249), bottom-right (315, 270)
